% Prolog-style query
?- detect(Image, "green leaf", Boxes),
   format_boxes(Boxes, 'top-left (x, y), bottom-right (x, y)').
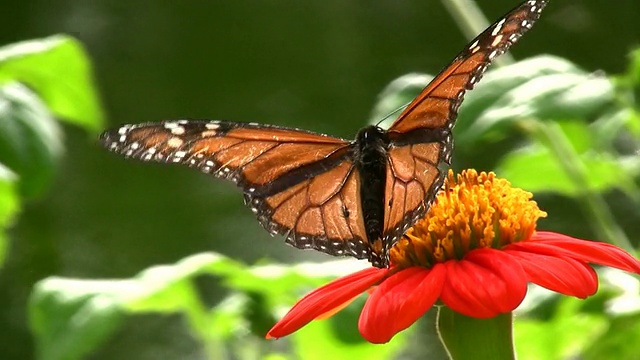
top-left (624, 48), bottom-right (640, 86)
top-left (292, 312), bottom-right (403, 360)
top-left (496, 121), bottom-right (639, 196)
top-left (29, 253), bottom-right (245, 360)
top-left (497, 147), bottom-right (630, 196)
top-left (0, 82), bottom-right (63, 197)
top-left (229, 260), bottom-right (369, 306)
top-left (584, 313), bottom-right (640, 360)
top-left (124, 252), bottom-right (244, 312)
top-left (583, 269), bottom-right (640, 359)
top-left (29, 278), bottom-right (127, 360)
top-left (0, 164), bottom-right (19, 267)
top-left (456, 56), bottom-right (586, 135)
top-left (515, 296), bottom-right (607, 360)
top-left (516, 270), bottom-right (640, 360)
top-left (0, 35), bottom-right (104, 131)
top-left (459, 71), bottom-right (614, 148)
top-left (30, 254), bottom-right (388, 360)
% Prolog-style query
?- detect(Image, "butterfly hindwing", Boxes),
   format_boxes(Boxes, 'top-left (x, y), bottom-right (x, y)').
top-left (381, 142), bottom-right (446, 253)
top-left (247, 160), bottom-right (379, 262)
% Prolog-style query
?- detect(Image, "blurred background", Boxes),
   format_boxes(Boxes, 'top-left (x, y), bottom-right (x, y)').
top-left (1, 1), bottom-right (639, 359)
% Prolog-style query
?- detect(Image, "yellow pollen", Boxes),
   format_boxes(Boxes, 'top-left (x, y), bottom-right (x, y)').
top-left (389, 169), bottom-right (547, 268)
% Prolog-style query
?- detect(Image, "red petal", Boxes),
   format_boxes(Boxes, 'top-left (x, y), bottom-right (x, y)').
top-left (266, 267), bottom-right (388, 339)
top-left (440, 248), bottom-right (527, 318)
top-left (512, 231), bottom-right (640, 273)
top-left (358, 265), bottom-right (445, 344)
top-left (504, 248), bottom-right (598, 298)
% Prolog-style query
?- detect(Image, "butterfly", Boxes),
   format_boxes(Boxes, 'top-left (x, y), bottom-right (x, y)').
top-left (100, 0), bottom-right (548, 268)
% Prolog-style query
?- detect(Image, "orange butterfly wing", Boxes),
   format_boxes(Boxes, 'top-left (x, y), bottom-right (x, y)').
top-left (389, 0), bottom-right (549, 137)
top-left (100, 0), bottom-right (550, 267)
top-left (378, 0), bottom-right (549, 255)
top-left (101, 120), bottom-right (380, 262)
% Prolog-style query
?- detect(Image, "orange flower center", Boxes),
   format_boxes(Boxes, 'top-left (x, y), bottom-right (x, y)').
top-left (389, 169), bottom-right (547, 268)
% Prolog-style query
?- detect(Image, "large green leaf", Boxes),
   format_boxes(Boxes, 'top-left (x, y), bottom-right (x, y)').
top-left (29, 279), bottom-right (126, 360)
top-left (0, 82), bottom-right (63, 197)
top-left (455, 56), bottom-right (587, 136)
top-left (29, 253), bottom-right (244, 360)
top-left (458, 60), bottom-right (615, 148)
top-left (0, 35), bottom-right (104, 131)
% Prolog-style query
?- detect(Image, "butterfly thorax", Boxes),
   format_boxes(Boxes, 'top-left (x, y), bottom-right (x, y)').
top-left (354, 126), bottom-right (390, 247)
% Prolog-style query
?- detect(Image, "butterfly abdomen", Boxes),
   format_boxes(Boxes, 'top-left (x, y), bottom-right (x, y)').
top-left (354, 126), bottom-right (391, 249)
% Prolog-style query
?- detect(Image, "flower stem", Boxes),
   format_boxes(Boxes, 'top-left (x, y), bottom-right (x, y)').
top-left (436, 307), bottom-right (516, 360)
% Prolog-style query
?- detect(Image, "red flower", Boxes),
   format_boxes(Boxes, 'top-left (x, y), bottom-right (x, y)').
top-left (267, 170), bottom-right (640, 343)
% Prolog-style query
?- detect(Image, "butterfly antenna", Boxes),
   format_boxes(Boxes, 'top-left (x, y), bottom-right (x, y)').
top-left (375, 102), bottom-right (410, 127)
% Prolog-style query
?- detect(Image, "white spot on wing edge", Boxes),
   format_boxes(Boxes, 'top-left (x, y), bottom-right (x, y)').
top-left (491, 34), bottom-right (503, 47)
top-left (167, 137), bottom-right (184, 148)
top-left (491, 18), bottom-right (506, 36)
top-left (171, 126), bottom-right (185, 135)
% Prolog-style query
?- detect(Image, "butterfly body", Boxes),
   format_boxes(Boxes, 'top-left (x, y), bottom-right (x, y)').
top-left (353, 126), bottom-right (391, 252)
top-left (100, 0), bottom-right (549, 267)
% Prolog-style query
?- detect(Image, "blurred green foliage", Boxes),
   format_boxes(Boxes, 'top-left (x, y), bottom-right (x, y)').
top-left (0, 36), bottom-right (102, 264)
top-left (1, 1), bottom-right (640, 360)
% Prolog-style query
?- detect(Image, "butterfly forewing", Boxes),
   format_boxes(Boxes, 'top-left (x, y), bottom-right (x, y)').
top-left (102, 120), bottom-right (349, 183)
top-left (389, 0), bottom-right (549, 135)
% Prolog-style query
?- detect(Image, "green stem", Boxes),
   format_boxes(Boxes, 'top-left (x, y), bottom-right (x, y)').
top-left (523, 120), bottom-right (633, 250)
top-left (437, 306), bottom-right (516, 360)
top-left (441, 0), bottom-right (514, 66)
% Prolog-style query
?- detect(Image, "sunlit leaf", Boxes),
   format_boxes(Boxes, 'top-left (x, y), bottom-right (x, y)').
top-left (29, 278), bottom-right (127, 360)
top-left (29, 253), bottom-right (245, 360)
top-left (497, 144), bottom-right (633, 196)
top-left (496, 121), bottom-right (637, 196)
top-left (0, 35), bottom-right (104, 131)
top-left (459, 70), bottom-right (614, 147)
top-left (456, 56), bottom-right (586, 136)
top-left (0, 82), bottom-right (62, 196)
top-left (0, 164), bottom-right (18, 267)
top-left (292, 310), bottom-right (403, 360)
top-left (515, 297), bottom-right (607, 360)
top-left (624, 48), bottom-right (640, 86)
